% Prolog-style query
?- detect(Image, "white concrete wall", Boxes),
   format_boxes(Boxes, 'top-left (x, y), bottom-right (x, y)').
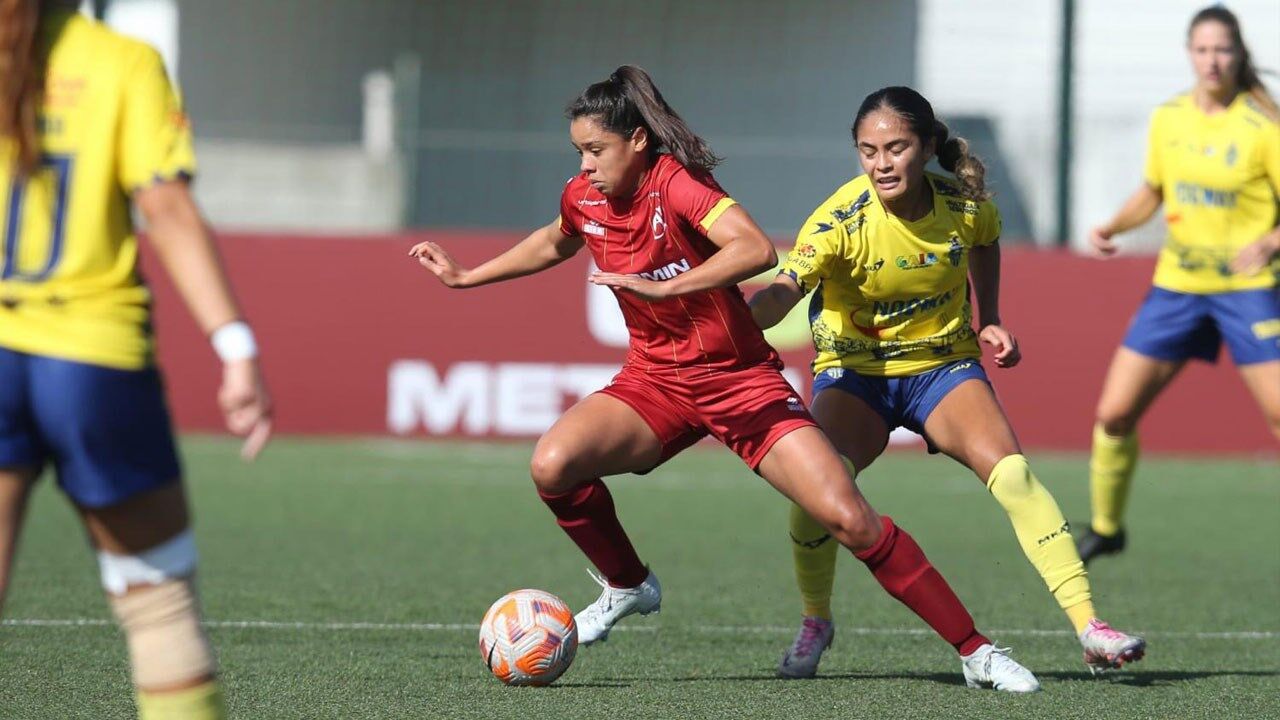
top-left (918, 0), bottom-right (1280, 250)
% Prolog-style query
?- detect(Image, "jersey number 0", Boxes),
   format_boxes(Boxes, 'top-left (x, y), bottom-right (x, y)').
top-left (2, 153), bottom-right (74, 282)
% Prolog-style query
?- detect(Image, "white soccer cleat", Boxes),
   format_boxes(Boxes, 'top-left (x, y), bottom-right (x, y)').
top-left (961, 644), bottom-right (1042, 692)
top-left (573, 568), bottom-right (661, 646)
top-left (1080, 618), bottom-right (1146, 674)
top-left (777, 616), bottom-right (834, 678)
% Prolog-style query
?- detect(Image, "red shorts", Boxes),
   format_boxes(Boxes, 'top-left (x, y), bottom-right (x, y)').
top-left (596, 362), bottom-right (817, 471)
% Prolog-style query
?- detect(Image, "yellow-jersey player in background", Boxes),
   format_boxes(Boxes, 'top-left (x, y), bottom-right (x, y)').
top-left (750, 86), bottom-right (1147, 683)
top-left (1076, 5), bottom-right (1280, 565)
top-left (0, 3), bottom-right (271, 719)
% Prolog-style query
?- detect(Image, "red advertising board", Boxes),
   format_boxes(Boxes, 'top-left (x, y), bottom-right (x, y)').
top-left (142, 233), bottom-right (1277, 454)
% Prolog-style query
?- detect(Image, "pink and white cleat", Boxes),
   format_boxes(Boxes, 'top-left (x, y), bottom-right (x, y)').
top-left (1080, 618), bottom-right (1146, 674)
top-left (777, 616), bottom-right (835, 678)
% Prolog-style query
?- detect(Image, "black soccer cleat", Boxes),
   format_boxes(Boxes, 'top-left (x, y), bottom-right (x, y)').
top-left (1076, 526), bottom-right (1126, 565)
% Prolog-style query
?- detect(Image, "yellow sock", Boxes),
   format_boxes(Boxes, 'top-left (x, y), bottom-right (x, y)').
top-left (1089, 424), bottom-right (1139, 537)
top-left (789, 501), bottom-right (838, 620)
top-left (1064, 599), bottom-right (1098, 635)
top-left (136, 680), bottom-right (226, 720)
top-left (987, 454), bottom-right (1092, 628)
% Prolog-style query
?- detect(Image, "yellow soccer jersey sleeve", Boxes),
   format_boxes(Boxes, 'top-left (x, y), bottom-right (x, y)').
top-left (0, 12), bottom-right (196, 369)
top-left (779, 173), bottom-right (994, 377)
top-left (1146, 93), bottom-right (1280, 293)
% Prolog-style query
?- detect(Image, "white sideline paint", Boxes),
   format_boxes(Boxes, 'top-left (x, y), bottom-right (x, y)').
top-left (2, 618), bottom-right (1275, 640)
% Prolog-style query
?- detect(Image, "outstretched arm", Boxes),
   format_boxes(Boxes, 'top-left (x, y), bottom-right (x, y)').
top-left (409, 220), bottom-right (584, 289)
top-left (969, 241), bottom-right (1020, 369)
top-left (749, 274), bottom-right (804, 329)
top-left (1089, 184), bottom-right (1162, 256)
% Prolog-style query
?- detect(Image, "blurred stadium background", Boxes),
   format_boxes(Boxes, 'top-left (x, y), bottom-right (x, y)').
top-left (3, 3), bottom-right (1276, 718)
top-left (78, 0), bottom-right (1280, 453)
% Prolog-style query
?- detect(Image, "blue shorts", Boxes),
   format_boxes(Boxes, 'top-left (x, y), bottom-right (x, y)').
top-left (0, 347), bottom-right (181, 508)
top-left (811, 358), bottom-right (989, 450)
top-left (1122, 287), bottom-right (1280, 365)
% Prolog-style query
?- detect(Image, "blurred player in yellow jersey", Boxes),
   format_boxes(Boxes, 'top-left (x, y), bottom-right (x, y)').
top-left (1076, 6), bottom-right (1280, 565)
top-left (0, 2), bottom-right (271, 718)
top-left (750, 87), bottom-right (1146, 682)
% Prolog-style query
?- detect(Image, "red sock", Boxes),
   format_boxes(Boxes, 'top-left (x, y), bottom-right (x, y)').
top-left (855, 516), bottom-right (989, 656)
top-left (538, 480), bottom-right (648, 588)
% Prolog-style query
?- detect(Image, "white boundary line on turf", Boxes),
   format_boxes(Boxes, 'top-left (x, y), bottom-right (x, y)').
top-left (2, 618), bottom-right (1276, 640)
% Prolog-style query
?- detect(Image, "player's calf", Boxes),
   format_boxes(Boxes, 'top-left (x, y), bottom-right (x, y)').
top-left (99, 530), bottom-right (226, 720)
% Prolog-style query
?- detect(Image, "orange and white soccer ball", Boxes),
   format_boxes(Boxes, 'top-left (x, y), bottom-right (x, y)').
top-left (478, 589), bottom-right (578, 686)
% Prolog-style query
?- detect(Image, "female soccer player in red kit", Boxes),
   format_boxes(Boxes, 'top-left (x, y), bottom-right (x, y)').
top-left (411, 65), bottom-right (1038, 690)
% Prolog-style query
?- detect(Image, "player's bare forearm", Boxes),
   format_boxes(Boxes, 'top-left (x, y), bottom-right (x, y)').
top-left (1104, 184), bottom-right (1163, 236)
top-left (969, 242), bottom-right (1002, 327)
top-left (136, 181), bottom-right (242, 335)
top-left (749, 276), bottom-right (803, 329)
top-left (460, 222), bottom-right (584, 288)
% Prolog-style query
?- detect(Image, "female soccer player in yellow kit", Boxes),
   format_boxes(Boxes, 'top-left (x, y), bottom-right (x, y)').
top-left (749, 86), bottom-right (1146, 680)
top-left (0, 3), bottom-right (271, 718)
top-left (1076, 6), bottom-right (1280, 564)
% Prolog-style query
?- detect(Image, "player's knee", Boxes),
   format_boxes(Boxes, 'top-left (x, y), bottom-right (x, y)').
top-left (99, 530), bottom-right (215, 690)
top-left (1095, 407), bottom-right (1138, 438)
top-left (825, 504), bottom-right (880, 552)
top-left (529, 444), bottom-right (578, 494)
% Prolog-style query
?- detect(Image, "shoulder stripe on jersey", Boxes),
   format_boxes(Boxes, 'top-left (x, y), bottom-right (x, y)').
top-left (698, 198), bottom-right (738, 232)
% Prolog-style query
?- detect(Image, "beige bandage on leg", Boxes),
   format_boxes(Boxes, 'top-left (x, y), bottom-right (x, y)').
top-left (99, 530), bottom-right (216, 689)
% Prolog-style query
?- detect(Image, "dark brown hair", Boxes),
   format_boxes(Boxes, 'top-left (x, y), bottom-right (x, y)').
top-left (1189, 5), bottom-right (1279, 119)
top-left (853, 86), bottom-right (990, 202)
top-left (566, 65), bottom-right (721, 173)
top-left (0, 0), bottom-right (43, 178)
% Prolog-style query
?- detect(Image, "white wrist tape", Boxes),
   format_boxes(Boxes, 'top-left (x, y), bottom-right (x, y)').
top-left (211, 321), bottom-right (258, 362)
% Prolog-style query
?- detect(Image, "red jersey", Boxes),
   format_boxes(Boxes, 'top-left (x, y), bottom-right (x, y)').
top-left (558, 154), bottom-right (779, 375)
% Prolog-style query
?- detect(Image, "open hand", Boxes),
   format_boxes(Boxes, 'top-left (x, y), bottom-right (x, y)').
top-left (409, 240), bottom-right (470, 288)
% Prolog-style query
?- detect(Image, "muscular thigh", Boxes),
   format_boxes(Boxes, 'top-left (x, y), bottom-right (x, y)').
top-left (923, 379), bottom-right (1021, 481)
top-left (531, 392), bottom-right (667, 491)
top-left (810, 387), bottom-right (891, 474)
top-left (1095, 347), bottom-right (1183, 434)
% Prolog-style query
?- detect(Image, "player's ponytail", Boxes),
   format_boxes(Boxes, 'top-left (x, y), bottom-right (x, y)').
top-left (933, 120), bottom-right (990, 202)
top-left (0, 0), bottom-right (42, 178)
top-left (566, 65), bottom-right (721, 173)
top-left (853, 86), bottom-right (990, 201)
top-left (1189, 5), bottom-right (1279, 120)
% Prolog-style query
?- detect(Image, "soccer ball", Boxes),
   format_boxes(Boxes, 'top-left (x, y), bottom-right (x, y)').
top-left (478, 589), bottom-right (578, 686)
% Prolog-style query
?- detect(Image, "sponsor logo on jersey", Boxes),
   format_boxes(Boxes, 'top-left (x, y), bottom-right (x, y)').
top-left (577, 198), bottom-right (608, 206)
top-left (1174, 182), bottom-right (1237, 208)
top-left (862, 258), bottom-right (885, 273)
top-left (583, 221), bottom-right (606, 237)
top-left (1225, 143), bottom-right (1238, 167)
top-left (794, 244), bottom-right (817, 259)
top-left (871, 289), bottom-right (956, 321)
top-left (895, 252), bottom-right (939, 270)
top-left (948, 360), bottom-right (976, 374)
top-left (786, 396), bottom-right (806, 412)
top-left (810, 222), bottom-right (835, 234)
top-left (945, 199), bottom-right (979, 216)
top-left (947, 237), bottom-right (964, 267)
top-left (637, 257), bottom-right (691, 281)
top-left (651, 206), bottom-right (667, 240)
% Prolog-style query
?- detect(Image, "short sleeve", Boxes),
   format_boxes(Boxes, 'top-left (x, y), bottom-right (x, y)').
top-left (666, 165), bottom-right (736, 233)
top-left (118, 46), bottom-right (196, 192)
top-left (1142, 111), bottom-right (1163, 188)
top-left (778, 207), bottom-right (845, 294)
top-left (558, 180), bottom-right (579, 237)
top-left (973, 201), bottom-right (1002, 247)
top-left (1261, 122), bottom-right (1280, 198)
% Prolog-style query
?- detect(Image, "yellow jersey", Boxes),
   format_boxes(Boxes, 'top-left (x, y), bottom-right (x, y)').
top-left (1145, 92), bottom-right (1280, 294)
top-left (779, 172), bottom-right (1000, 377)
top-left (0, 11), bottom-right (195, 369)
